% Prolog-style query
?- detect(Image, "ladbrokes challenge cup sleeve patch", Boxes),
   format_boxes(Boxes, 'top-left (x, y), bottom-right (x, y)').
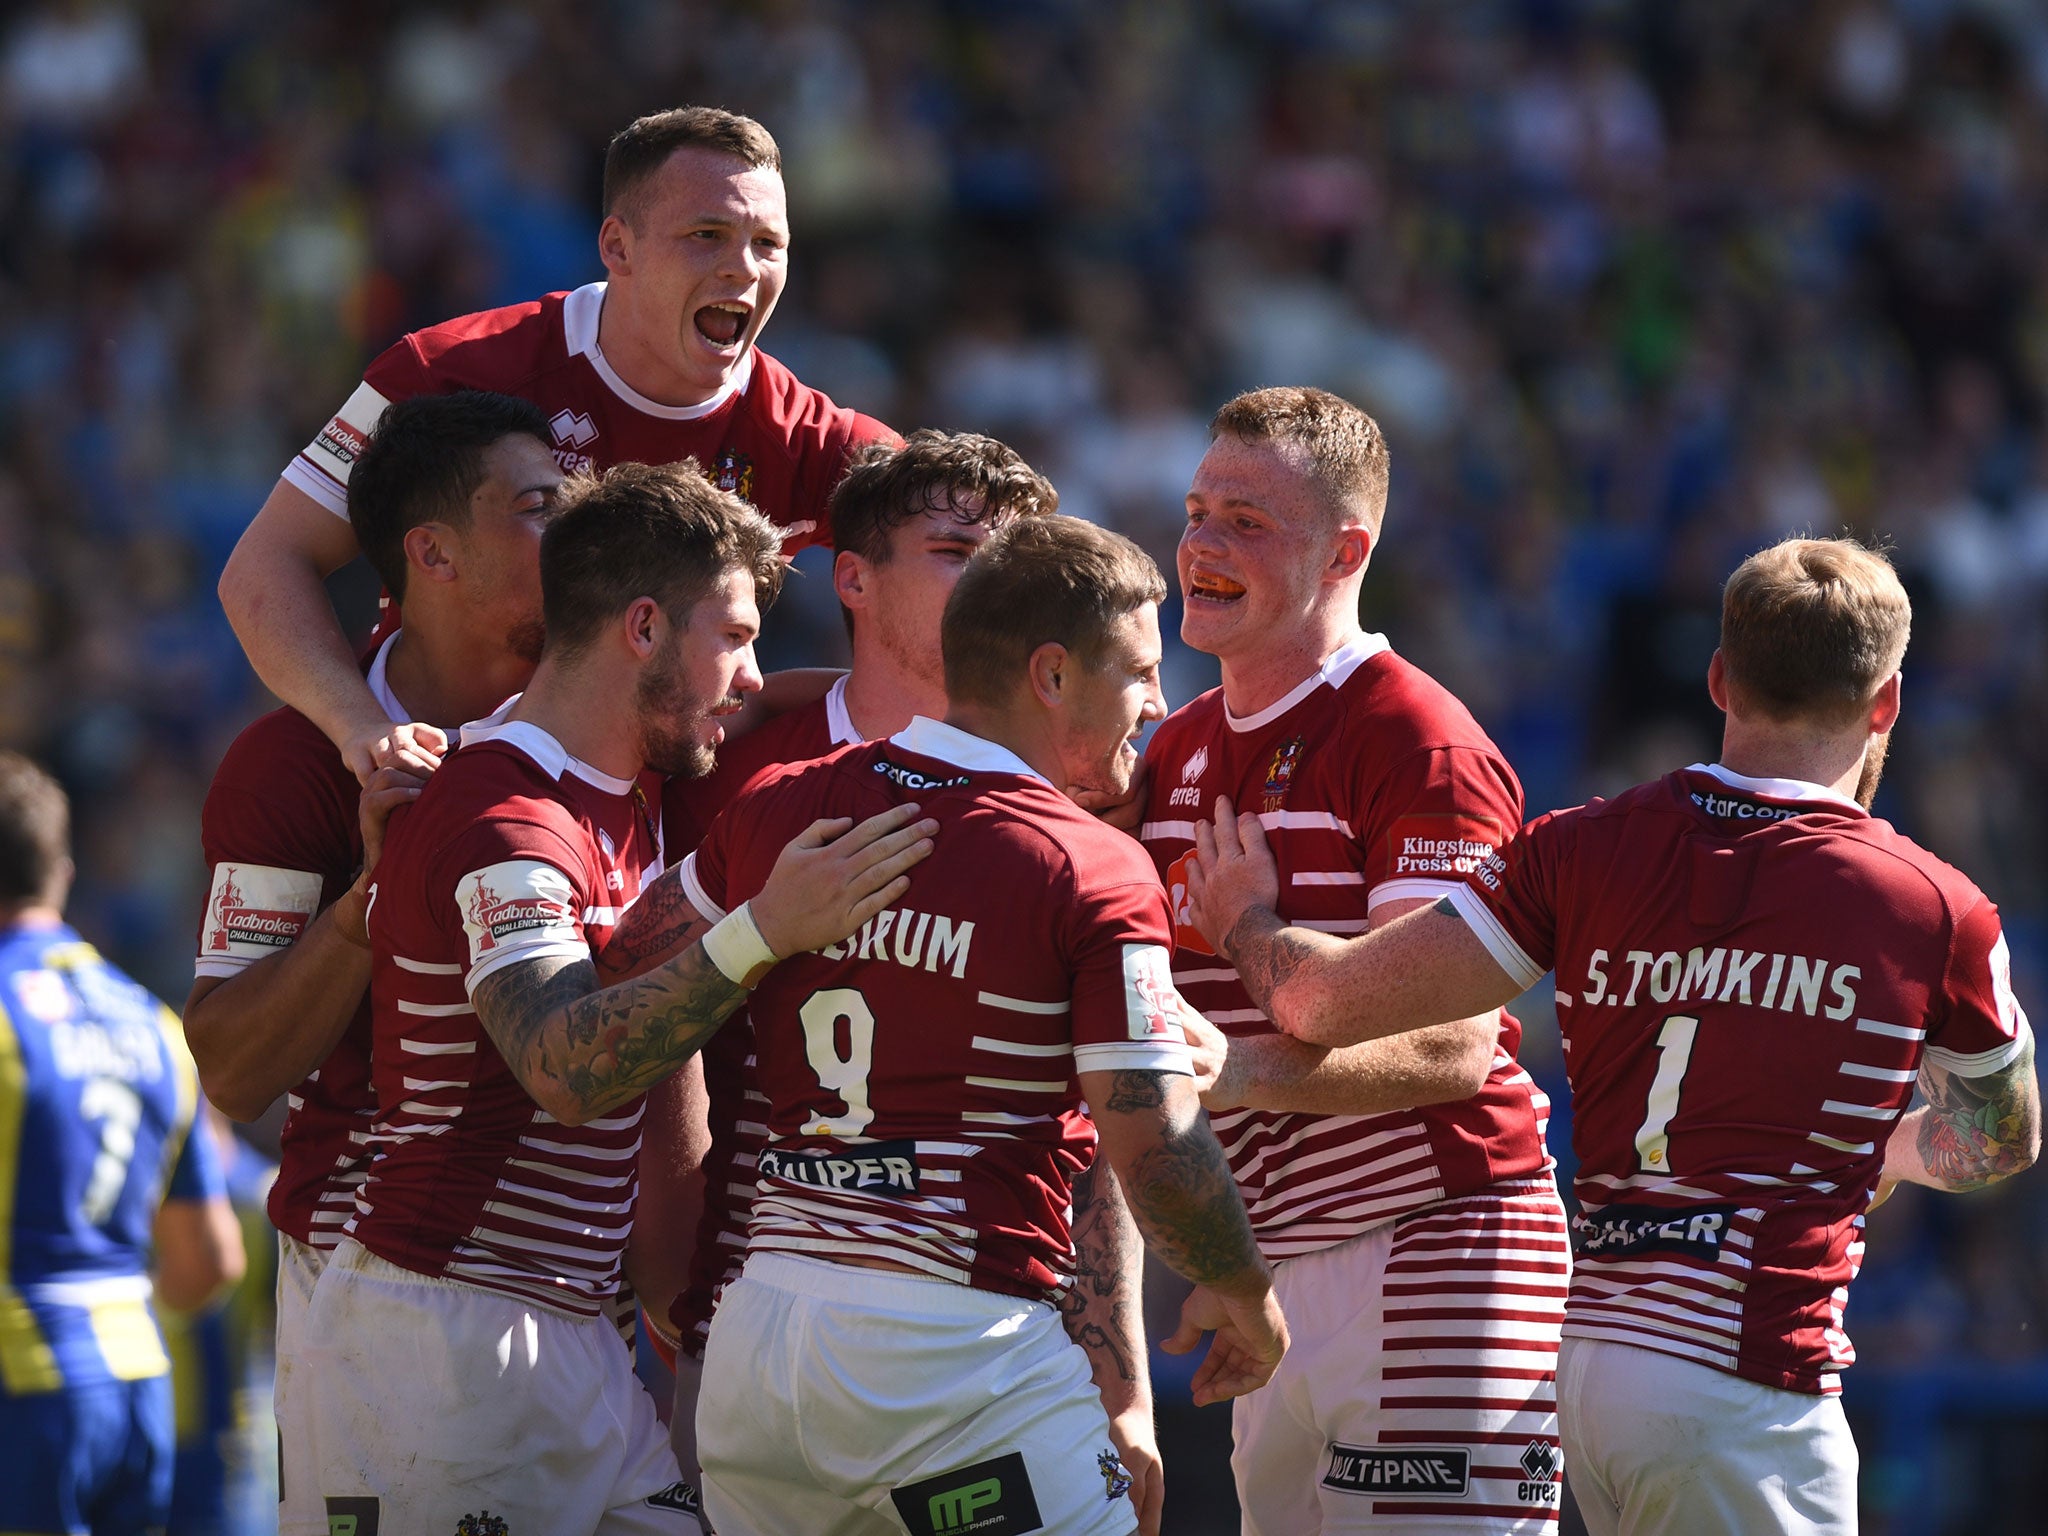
top-left (1073, 941), bottom-right (1195, 1078)
top-left (457, 859), bottom-right (587, 990)
top-left (195, 863), bottom-right (323, 977)
top-left (283, 380), bottom-right (393, 516)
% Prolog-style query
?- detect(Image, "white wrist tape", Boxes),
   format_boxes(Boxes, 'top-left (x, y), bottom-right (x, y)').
top-left (702, 902), bottom-right (777, 985)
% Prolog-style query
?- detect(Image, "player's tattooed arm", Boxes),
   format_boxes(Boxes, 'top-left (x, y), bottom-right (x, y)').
top-left (472, 943), bottom-right (747, 1126)
top-left (1886, 1033), bottom-right (2042, 1195)
top-left (595, 865), bottom-right (712, 984)
top-left (1061, 1156), bottom-right (1145, 1388)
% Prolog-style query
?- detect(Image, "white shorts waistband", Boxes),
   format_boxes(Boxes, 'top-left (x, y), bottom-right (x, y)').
top-left (738, 1251), bottom-right (1053, 1321)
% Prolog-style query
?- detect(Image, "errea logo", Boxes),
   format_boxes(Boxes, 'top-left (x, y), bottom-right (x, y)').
top-left (1181, 746), bottom-right (1209, 785)
top-left (549, 409), bottom-right (598, 449)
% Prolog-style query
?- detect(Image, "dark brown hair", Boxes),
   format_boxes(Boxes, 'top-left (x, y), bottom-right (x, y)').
top-left (540, 461), bottom-right (785, 656)
top-left (0, 752), bottom-right (69, 904)
top-left (603, 107), bottom-right (782, 228)
top-left (1211, 386), bottom-right (1392, 535)
top-left (941, 516), bottom-right (1166, 708)
top-left (1720, 537), bottom-right (1912, 725)
top-left (348, 391), bottom-right (553, 599)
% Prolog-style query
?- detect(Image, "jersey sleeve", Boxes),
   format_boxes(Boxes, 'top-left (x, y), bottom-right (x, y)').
top-left (164, 1102), bottom-right (227, 1206)
top-left (1442, 808), bottom-right (1565, 993)
top-left (437, 815), bottom-right (597, 995)
top-left (1362, 745), bottom-right (1523, 913)
top-left (676, 800), bottom-right (738, 924)
top-left (279, 335), bottom-right (437, 518)
top-left (792, 409), bottom-right (898, 550)
top-left (1925, 895), bottom-right (2034, 1077)
top-left (196, 725), bottom-right (355, 980)
top-left (1067, 874), bottom-right (1194, 1079)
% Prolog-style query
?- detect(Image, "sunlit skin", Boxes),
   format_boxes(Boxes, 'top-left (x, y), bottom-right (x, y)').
top-left (835, 494), bottom-right (1004, 731)
top-left (1178, 435), bottom-right (1371, 716)
top-left (385, 433), bottom-right (564, 727)
top-left (640, 567), bottom-right (766, 778)
top-left (1055, 605), bottom-right (1169, 801)
top-left (596, 147), bottom-right (790, 408)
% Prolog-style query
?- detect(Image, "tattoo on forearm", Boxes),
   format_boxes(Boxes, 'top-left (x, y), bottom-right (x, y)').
top-left (473, 941), bottom-right (747, 1120)
top-left (1220, 907), bottom-right (1321, 1019)
top-left (595, 867), bottom-right (703, 982)
top-left (1916, 1036), bottom-right (2039, 1192)
top-left (1060, 1160), bottom-right (1141, 1386)
top-left (1109, 1071), bottom-right (1266, 1289)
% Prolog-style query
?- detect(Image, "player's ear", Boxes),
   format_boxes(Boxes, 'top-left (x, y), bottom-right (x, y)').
top-left (404, 524), bottom-right (460, 587)
top-left (1706, 650), bottom-right (1730, 715)
top-left (1329, 525), bottom-right (1371, 581)
top-left (1027, 641), bottom-right (1070, 709)
top-left (622, 595), bottom-right (662, 660)
top-left (833, 549), bottom-right (870, 613)
top-left (1870, 671), bottom-right (1902, 735)
top-left (598, 213), bottom-right (633, 278)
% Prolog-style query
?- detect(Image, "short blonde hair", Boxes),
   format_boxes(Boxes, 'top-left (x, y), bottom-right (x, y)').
top-left (1719, 538), bottom-right (1911, 725)
top-left (1210, 386), bottom-right (1391, 536)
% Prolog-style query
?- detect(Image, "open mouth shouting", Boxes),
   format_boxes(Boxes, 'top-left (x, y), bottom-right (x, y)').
top-left (693, 299), bottom-right (753, 357)
top-left (1186, 569), bottom-right (1249, 606)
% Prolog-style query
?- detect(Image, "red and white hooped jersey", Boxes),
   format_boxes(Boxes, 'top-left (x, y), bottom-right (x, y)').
top-left (1140, 633), bottom-right (1552, 1261)
top-left (682, 716), bottom-right (1193, 1303)
top-left (196, 634), bottom-right (413, 1248)
top-left (1451, 762), bottom-right (2033, 1394)
top-left (283, 282), bottom-right (894, 552)
top-left (660, 678), bottom-right (859, 1357)
top-left (355, 708), bottom-right (664, 1317)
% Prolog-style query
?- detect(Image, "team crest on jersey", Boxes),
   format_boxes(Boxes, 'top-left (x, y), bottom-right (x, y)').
top-left (1098, 1448), bottom-right (1132, 1501)
top-left (456, 861), bottom-right (579, 957)
top-left (454, 1513), bottom-right (508, 1536)
top-left (1260, 736), bottom-right (1305, 813)
top-left (713, 447), bottom-right (755, 502)
top-left (203, 864), bottom-right (321, 956)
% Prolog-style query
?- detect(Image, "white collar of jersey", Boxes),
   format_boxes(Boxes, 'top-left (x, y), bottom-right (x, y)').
top-left (892, 716), bottom-right (1051, 785)
top-left (459, 704), bottom-right (638, 796)
top-left (824, 674), bottom-right (861, 748)
top-left (566, 282), bottom-right (755, 421)
top-left (1224, 631), bottom-right (1391, 733)
top-left (1688, 761), bottom-right (1866, 814)
top-left (365, 630), bottom-right (410, 725)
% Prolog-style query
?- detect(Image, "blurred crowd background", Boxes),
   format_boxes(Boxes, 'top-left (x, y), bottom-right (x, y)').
top-left (4, 0), bottom-right (2046, 1530)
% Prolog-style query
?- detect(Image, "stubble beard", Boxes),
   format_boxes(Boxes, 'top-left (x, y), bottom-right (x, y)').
top-left (1854, 734), bottom-right (1890, 811)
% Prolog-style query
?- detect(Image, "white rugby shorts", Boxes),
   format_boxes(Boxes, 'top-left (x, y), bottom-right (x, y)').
top-left (698, 1252), bottom-right (1139, 1536)
top-left (1559, 1337), bottom-right (1856, 1536)
top-left (302, 1238), bottom-right (693, 1535)
top-left (1233, 1181), bottom-right (1569, 1535)
top-left (275, 1234), bottom-right (327, 1536)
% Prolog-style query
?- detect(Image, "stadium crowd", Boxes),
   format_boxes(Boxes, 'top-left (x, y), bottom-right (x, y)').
top-left (4, 0), bottom-right (2048, 1531)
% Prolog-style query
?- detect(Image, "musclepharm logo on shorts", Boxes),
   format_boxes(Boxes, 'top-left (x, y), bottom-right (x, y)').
top-left (1323, 1443), bottom-right (1471, 1498)
top-left (890, 1450), bottom-right (1044, 1534)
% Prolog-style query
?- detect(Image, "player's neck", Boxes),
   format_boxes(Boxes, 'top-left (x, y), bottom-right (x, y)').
top-left (841, 642), bottom-right (943, 743)
top-left (1217, 616), bottom-right (1366, 720)
top-left (597, 287), bottom-right (725, 410)
top-left (1717, 720), bottom-right (1869, 804)
top-left (938, 700), bottom-right (1064, 786)
top-left (0, 903), bottom-right (61, 930)
top-left (507, 656), bottom-right (644, 782)
top-left (383, 624), bottom-right (532, 732)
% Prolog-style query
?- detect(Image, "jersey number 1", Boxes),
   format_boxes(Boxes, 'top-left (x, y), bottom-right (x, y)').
top-left (1634, 1014), bottom-right (1699, 1172)
top-left (798, 989), bottom-right (876, 1136)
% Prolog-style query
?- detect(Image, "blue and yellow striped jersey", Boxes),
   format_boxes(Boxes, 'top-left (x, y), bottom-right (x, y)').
top-left (0, 920), bottom-right (223, 1395)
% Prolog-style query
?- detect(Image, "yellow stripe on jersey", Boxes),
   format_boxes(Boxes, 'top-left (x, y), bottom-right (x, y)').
top-left (0, 1004), bottom-right (60, 1394)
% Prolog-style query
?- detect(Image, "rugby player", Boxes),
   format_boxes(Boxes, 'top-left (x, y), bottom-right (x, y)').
top-left (314, 462), bottom-right (931, 1530)
top-left (219, 106), bottom-right (893, 782)
top-left (1187, 536), bottom-right (2041, 1534)
top-left (661, 516), bottom-right (1286, 1533)
top-left (187, 390), bottom-right (562, 1534)
top-left (0, 753), bottom-right (245, 1535)
top-left (1140, 388), bottom-right (1568, 1533)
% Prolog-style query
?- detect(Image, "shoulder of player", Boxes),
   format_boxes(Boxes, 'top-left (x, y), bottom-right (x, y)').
top-left (1339, 648), bottom-right (1504, 758)
top-left (743, 350), bottom-right (893, 454)
top-left (1829, 812), bottom-right (1991, 925)
top-left (208, 705), bottom-right (355, 810)
top-left (984, 785), bottom-right (1163, 902)
top-left (1146, 688), bottom-right (1225, 760)
top-left (399, 292), bottom-right (566, 392)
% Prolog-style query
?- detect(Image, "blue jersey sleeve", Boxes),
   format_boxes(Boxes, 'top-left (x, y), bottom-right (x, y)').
top-left (165, 1108), bottom-right (225, 1206)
